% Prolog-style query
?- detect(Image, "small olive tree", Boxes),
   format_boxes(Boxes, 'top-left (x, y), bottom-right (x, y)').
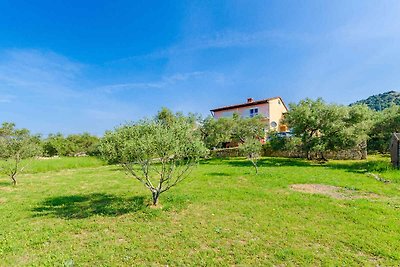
top-left (0, 122), bottom-right (42, 185)
top-left (100, 111), bottom-right (208, 206)
top-left (239, 138), bottom-right (262, 174)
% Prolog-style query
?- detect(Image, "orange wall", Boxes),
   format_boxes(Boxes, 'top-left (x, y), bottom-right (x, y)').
top-left (267, 98), bottom-right (288, 132)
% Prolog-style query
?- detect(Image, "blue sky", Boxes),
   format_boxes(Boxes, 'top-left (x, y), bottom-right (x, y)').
top-left (1, 0), bottom-right (400, 135)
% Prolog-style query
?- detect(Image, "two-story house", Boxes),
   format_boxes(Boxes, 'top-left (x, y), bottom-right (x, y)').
top-left (210, 97), bottom-right (289, 132)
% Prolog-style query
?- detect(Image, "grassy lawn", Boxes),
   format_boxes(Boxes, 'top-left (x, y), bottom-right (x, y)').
top-left (23, 156), bottom-right (106, 173)
top-left (0, 156), bottom-right (400, 266)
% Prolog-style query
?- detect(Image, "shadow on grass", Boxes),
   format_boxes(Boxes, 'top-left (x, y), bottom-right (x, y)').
top-left (215, 156), bottom-right (394, 174)
top-left (207, 172), bottom-right (231, 176)
top-left (326, 160), bottom-right (394, 174)
top-left (226, 157), bottom-right (313, 168)
top-left (33, 193), bottom-right (146, 219)
top-left (0, 181), bottom-right (12, 187)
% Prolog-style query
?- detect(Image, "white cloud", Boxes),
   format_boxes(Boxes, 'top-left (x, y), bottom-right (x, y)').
top-left (109, 30), bottom-right (313, 63)
top-left (0, 49), bottom-right (84, 99)
top-left (97, 71), bottom-right (207, 93)
top-left (0, 49), bottom-right (143, 134)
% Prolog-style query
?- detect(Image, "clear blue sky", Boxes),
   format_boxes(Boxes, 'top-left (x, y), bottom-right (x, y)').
top-left (0, 0), bottom-right (399, 135)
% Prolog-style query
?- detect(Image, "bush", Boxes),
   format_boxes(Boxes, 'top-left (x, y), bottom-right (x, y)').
top-left (42, 133), bottom-right (100, 157)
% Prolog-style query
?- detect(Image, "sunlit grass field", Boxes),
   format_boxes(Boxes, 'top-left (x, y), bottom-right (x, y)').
top-left (0, 155), bottom-right (399, 266)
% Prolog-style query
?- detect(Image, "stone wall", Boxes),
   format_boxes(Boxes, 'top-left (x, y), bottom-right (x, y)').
top-left (210, 146), bottom-right (367, 160)
top-left (209, 147), bottom-right (243, 158)
top-left (263, 148), bottom-right (367, 160)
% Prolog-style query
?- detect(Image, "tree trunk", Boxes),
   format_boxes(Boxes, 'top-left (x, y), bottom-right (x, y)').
top-left (251, 160), bottom-right (258, 174)
top-left (152, 191), bottom-right (160, 206)
top-left (11, 174), bottom-right (17, 186)
top-left (320, 151), bottom-right (327, 162)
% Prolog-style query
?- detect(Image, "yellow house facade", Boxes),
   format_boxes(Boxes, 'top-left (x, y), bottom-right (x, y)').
top-left (210, 97), bottom-right (289, 132)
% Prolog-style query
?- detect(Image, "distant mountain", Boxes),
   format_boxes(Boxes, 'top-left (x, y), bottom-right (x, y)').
top-left (350, 91), bottom-right (400, 111)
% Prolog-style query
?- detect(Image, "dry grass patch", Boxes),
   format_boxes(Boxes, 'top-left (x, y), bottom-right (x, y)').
top-left (0, 185), bottom-right (14, 192)
top-left (290, 184), bottom-right (380, 200)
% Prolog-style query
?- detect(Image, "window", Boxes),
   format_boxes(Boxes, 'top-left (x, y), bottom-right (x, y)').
top-left (249, 108), bottom-right (259, 117)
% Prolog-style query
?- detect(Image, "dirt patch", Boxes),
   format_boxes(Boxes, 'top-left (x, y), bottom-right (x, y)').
top-left (290, 184), bottom-right (379, 200)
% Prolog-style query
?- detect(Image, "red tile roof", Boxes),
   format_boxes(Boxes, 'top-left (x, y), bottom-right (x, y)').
top-left (210, 97), bottom-right (288, 112)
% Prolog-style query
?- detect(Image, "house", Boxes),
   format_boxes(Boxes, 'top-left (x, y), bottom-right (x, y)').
top-left (390, 133), bottom-right (400, 168)
top-left (210, 97), bottom-right (289, 132)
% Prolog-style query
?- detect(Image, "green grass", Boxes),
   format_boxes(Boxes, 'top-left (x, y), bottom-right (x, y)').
top-left (0, 156), bottom-right (400, 266)
top-left (20, 156), bottom-right (106, 174)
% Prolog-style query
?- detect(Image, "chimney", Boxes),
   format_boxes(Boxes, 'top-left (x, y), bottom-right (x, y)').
top-left (247, 98), bottom-right (254, 103)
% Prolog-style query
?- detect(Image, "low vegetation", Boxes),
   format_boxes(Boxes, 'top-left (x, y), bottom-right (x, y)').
top-left (0, 155), bottom-right (399, 265)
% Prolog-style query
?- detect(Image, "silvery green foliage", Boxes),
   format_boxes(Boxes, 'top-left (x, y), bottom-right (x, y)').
top-left (368, 105), bottom-right (400, 153)
top-left (0, 122), bottom-right (42, 185)
top-left (285, 98), bottom-right (373, 160)
top-left (201, 114), bottom-right (265, 149)
top-left (100, 110), bottom-right (208, 205)
top-left (239, 138), bottom-right (262, 174)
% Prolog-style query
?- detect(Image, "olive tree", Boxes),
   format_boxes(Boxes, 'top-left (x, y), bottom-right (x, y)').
top-left (285, 98), bottom-right (373, 160)
top-left (200, 116), bottom-right (234, 149)
top-left (231, 113), bottom-right (266, 143)
top-left (239, 138), bottom-right (262, 174)
top-left (200, 114), bottom-right (265, 149)
top-left (0, 122), bottom-right (42, 185)
top-left (368, 105), bottom-right (400, 153)
top-left (100, 111), bottom-right (208, 206)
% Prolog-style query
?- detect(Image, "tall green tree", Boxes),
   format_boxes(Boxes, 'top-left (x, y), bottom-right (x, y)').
top-left (0, 122), bottom-right (42, 185)
top-left (284, 98), bottom-right (326, 159)
top-left (285, 98), bottom-right (372, 160)
top-left (201, 117), bottom-right (234, 148)
top-left (368, 105), bottom-right (400, 153)
top-left (100, 109), bottom-right (208, 206)
top-left (231, 113), bottom-right (266, 143)
top-left (43, 133), bottom-right (100, 156)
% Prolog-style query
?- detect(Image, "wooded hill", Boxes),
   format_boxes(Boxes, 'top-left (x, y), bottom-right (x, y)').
top-left (350, 91), bottom-right (400, 111)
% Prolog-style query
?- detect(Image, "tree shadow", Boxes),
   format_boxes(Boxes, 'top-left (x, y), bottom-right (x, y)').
top-left (207, 172), bottom-right (231, 176)
top-left (200, 158), bottom-right (235, 165)
top-left (226, 157), bottom-right (314, 168)
top-left (0, 181), bottom-right (12, 186)
top-left (261, 157), bottom-right (316, 167)
top-left (326, 160), bottom-right (394, 174)
top-left (223, 156), bottom-right (394, 174)
top-left (33, 193), bottom-right (146, 219)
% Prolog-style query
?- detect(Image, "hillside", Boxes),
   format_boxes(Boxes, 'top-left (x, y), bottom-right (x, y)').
top-left (350, 91), bottom-right (400, 111)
